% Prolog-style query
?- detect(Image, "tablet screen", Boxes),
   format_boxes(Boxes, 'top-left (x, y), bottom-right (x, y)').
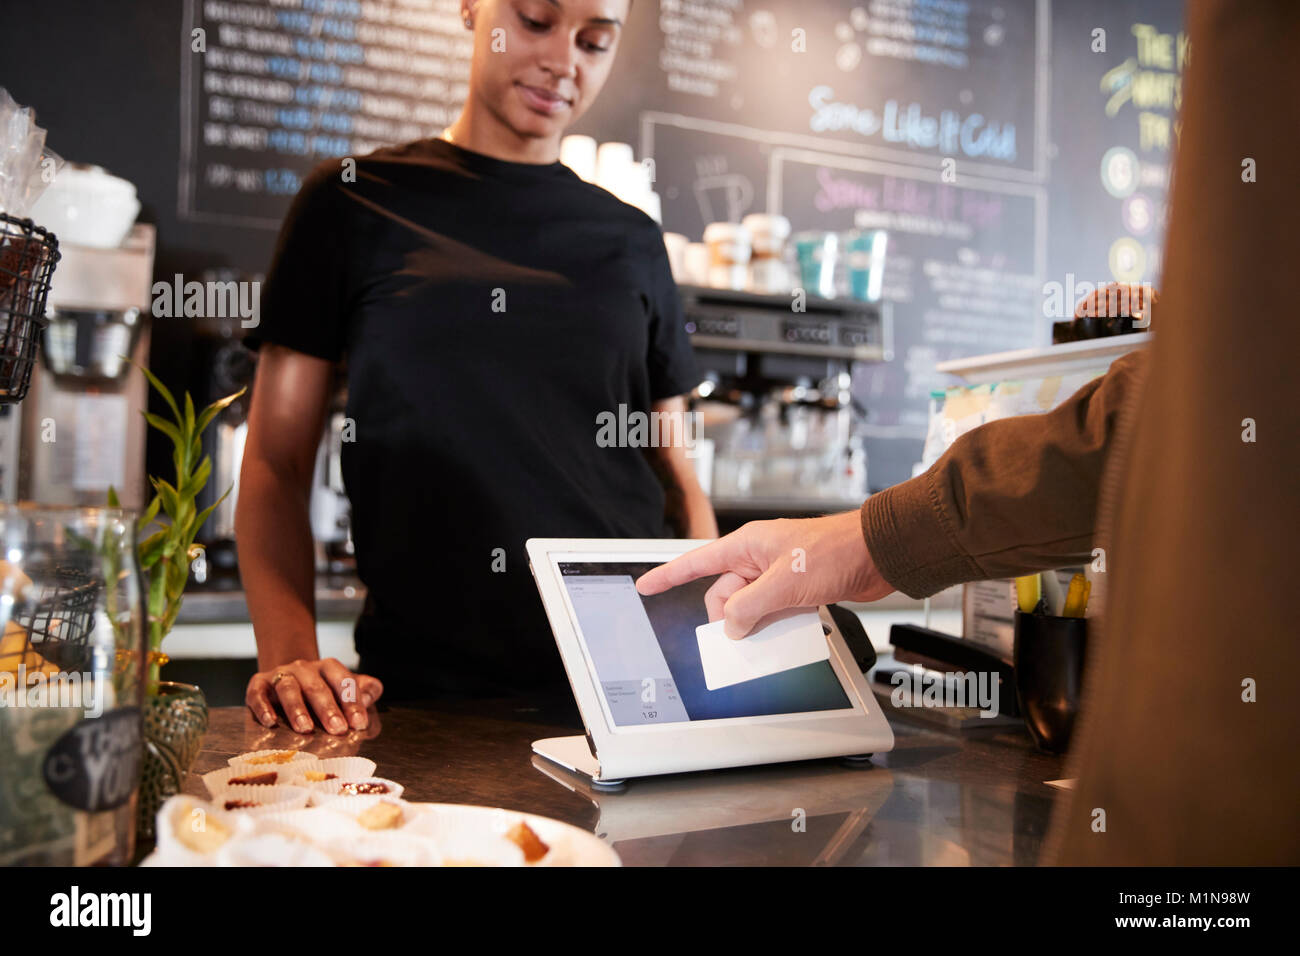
top-left (558, 561), bottom-right (852, 727)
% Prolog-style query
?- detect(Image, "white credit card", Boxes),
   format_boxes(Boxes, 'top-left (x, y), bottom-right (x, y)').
top-left (696, 609), bottom-right (830, 691)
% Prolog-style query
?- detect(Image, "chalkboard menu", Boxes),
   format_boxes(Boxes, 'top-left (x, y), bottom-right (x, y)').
top-left (179, 0), bottom-right (471, 227)
top-left (1046, 0), bottom-right (1184, 289)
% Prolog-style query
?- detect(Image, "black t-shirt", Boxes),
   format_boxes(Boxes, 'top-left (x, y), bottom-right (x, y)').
top-left (246, 137), bottom-right (699, 697)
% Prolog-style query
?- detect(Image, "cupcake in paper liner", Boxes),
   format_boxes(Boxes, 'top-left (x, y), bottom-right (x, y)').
top-left (203, 763), bottom-right (317, 798)
top-left (214, 784), bottom-right (311, 816)
top-left (319, 755), bottom-right (377, 779)
top-left (312, 793), bottom-right (410, 825)
top-left (311, 776), bottom-right (404, 810)
top-left (321, 831), bottom-right (438, 867)
top-left (435, 830), bottom-right (526, 867)
top-left (251, 805), bottom-right (366, 844)
top-left (227, 749), bottom-right (320, 773)
top-left (154, 795), bottom-right (252, 866)
top-left (405, 808), bottom-right (553, 866)
top-left (216, 832), bottom-right (336, 867)
top-left (284, 756), bottom-right (376, 794)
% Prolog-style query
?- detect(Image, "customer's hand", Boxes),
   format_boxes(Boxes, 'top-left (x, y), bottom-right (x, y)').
top-left (245, 658), bottom-right (383, 734)
top-left (635, 511), bottom-right (895, 639)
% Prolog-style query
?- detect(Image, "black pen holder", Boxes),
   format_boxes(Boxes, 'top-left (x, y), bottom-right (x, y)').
top-left (1012, 610), bottom-right (1089, 754)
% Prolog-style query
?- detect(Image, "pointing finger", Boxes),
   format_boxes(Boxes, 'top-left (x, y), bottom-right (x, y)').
top-left (636, 533), bottom-right (747, 595)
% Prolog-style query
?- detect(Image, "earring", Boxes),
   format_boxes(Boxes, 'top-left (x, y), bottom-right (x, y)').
top-left (464, 17), bottom-right (472, 27)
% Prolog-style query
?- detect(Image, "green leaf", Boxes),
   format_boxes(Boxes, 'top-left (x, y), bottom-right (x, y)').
top-left (174, 497), bottom-right (196, 537)
top-left (151, 477), bottom-right (181, 520)
top-left (107, 486), bottom-right (120, 508)
top-left (135, 361), bottom-right (182, 424)
top-left (160, 605), bottom-right (181, 637)
top-left (137, 495), bottom-right (161, 534)
top-left (143, 412), bottom-right (185, 453)
top-left (195, 386), bottom-right (247, 435)
top-left (168, 556), bottom-right (188, 591)
top-left (180, 456), bottom-right (212, 500)
top-left (187, 486), bottom-right (230, 545)
top-left (139, 529), bottom-right (168, 569)
top-left (183, 392), bottom-right (196, 438)
top-left (61, 525), bottom-right (94, 552)
top-left (147, 561), bottom-right (169, 618)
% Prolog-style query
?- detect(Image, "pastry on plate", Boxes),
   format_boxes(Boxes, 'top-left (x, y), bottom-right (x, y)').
top-left (506, 821), bottom-right (550, 863)
top-left (171, 800), bottom-right (234, 854)
top-left (357, 801), bottom-right (404, 830)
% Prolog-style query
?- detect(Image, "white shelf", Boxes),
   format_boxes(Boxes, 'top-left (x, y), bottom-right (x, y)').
top-left (936, 332), bottom-right (1151, 384)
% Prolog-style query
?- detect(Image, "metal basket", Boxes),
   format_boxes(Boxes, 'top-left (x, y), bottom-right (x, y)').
top-left (0, 213), bottom-right (61, 403)
top-left (12, 556), bottom-right (102, 672)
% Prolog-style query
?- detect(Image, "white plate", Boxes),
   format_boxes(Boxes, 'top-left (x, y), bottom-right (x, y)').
top-left (140, 802), bottom-right (620, 867)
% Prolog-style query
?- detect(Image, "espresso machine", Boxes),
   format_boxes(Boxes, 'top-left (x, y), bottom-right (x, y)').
top-left (678, 283), bottom-right (889, 526)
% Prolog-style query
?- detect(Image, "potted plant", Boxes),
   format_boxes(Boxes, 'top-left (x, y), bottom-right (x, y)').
top-left (114, 363), bottom-right (245, 840)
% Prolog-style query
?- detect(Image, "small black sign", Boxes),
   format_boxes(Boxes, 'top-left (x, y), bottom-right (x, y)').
top-left (42, 707), bottom-right (142, 812)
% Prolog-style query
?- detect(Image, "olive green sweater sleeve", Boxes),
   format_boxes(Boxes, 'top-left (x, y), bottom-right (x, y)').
top-left (860, 348), bottom-right (1149, 598)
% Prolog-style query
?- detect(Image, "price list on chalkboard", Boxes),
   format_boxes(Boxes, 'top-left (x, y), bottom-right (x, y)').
top-left (179, 0), bottom-right (471, 226)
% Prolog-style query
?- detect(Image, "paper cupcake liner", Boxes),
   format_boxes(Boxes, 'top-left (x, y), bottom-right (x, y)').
top-left (434, 831), bottom-right (526, 867)
top-left (404, 808), bottom-right (550, 866)
top-left (227, 749), bottom-right (320, 773)
top-left (320, 832), bottom-right (439, 867)
top-left (402, 805), bottom-right (509, 841)
top-left (216, 832), bottom-right (337, 867)
top-left (214, 785), bottom-right (310, 816)
top-left (318, 756), bottom-right (377, 779)
top-left (203, 764), bottom-right (316, 797)
top-left (154, 795), bottom-right (251, 865)
top-left (250, 806), bottom-right (366, 843)
top-left (283, 756), bottom-right (376, 793)
top-left (311, 777), bottom-right (404, 811)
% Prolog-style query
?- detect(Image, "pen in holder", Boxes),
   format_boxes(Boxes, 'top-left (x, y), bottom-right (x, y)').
top-left (1012, 609), bottom-right (1089, 753)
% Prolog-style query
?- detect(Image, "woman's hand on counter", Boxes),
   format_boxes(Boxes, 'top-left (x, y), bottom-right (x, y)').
top-left (245, 658), bottom-right (384, 734)
top-left (635, 511), bottom-right (895, 639)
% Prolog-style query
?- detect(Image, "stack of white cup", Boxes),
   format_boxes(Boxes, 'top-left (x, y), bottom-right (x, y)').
top-left (560, 137), bottom-right (662, 224)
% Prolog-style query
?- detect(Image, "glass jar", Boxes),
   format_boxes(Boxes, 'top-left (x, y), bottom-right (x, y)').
top-left (0, 505), bottom-right (145, 865)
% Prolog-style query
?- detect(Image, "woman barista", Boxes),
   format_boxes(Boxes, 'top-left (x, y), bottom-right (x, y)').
top-left (237, 0), bottom-right (715, 734)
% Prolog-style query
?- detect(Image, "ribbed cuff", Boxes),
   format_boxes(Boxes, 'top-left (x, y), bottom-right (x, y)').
top-left (861, 471), bottom-right (983, 599)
